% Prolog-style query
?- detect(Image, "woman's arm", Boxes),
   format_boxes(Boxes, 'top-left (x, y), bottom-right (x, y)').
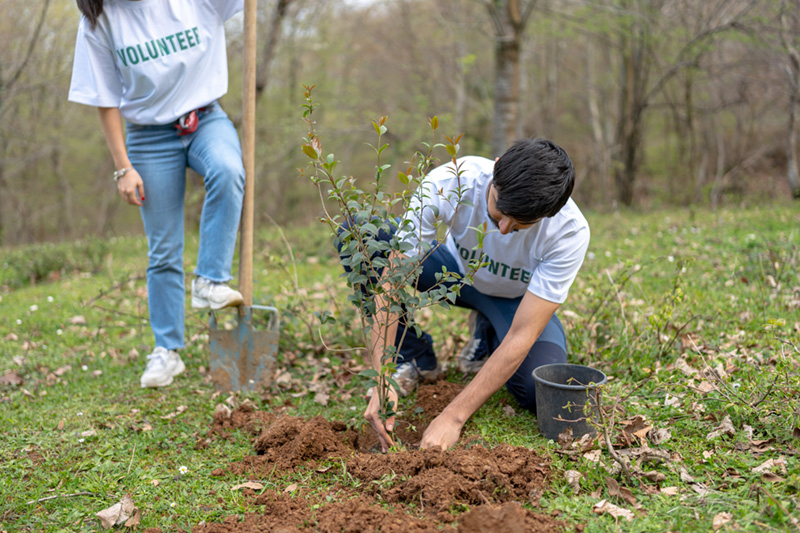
top-left (97, 107), bottom-right (144, 206)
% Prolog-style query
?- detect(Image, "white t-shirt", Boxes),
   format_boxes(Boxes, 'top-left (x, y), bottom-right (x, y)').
top-left (68, 0), bottom-right (243, 125)
top-left (397, 156), bottom-right (590, 303)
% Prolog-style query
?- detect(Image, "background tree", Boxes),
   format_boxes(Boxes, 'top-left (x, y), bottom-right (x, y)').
top-left (0, 0), bottom-right (796, 247)
top-left (481, 0), bottom-right (537, 156)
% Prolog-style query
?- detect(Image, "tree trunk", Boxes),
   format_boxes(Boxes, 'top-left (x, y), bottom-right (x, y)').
top-left (487, 0), bottom-right (534, 157)
top-left (255, 0), bottom-right (293, 101)
top-left (614, 38), bottom-right (640, 207)
top-left (787, 87), bottom-right (800, 198)
top-left (492, 37), bottom-right (520, 156)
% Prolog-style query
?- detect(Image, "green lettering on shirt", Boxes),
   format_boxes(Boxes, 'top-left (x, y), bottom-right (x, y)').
top-left (157, 38), bottom-right (170, 56)
top-left (165, 34), bottom-right (178, 53)
top-left (126, 46), bottom-right (139, 65)
top-left (115, 26), bottom-right (200, 68)
top-left (116, 49), bottom-right (128, 67)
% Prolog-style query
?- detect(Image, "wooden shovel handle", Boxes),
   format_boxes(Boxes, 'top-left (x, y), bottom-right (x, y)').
top-left (239, 0), bottom-right (257, 305)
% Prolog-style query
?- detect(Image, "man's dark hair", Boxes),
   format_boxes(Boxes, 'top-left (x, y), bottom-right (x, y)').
top-left (77, 0), bottom-right (104, 29)
top-left (492, 138), bottom-right (575, 223)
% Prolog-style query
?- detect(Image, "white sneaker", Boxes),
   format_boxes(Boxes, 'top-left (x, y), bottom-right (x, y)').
top-left (456, 310), bottom-right (490, 374)
top-left (140, 347), bottom-right (186, 388)
top-left (191, 277), bottom-right (244, 310)
top-left (392, 360), bottom-right (443, 397)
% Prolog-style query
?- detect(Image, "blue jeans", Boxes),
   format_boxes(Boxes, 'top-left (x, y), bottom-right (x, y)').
top-left (410, 242), bottom-right (567, 411)
top-left (126, 104), bottom-right (245, 350)
top-left (339, 221), bottom-right (568, 411)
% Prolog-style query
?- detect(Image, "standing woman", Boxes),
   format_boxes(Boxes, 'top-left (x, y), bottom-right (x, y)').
top-left (69, 0), bottom-right (247, 388)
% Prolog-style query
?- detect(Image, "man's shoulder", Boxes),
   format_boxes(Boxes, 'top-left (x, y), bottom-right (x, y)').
top-left (550, 198), bottom-right (590, 239)
top-left (426, 156), bottom-right (492, 184)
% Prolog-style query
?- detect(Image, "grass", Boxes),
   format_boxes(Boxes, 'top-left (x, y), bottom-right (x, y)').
top-left (1, 204), bottom-right (799, 531)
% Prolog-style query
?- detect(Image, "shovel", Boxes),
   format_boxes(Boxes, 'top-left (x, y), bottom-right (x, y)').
top-left (208, 0), bottom-right (279, 393)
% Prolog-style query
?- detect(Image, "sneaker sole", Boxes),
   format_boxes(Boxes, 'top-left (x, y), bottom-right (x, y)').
top-left (394, 366), bottom-right (443, 397)
top-left (140, 360), bottom-right (186, 388)
top-left (191, 295), bottom-right (244, 310)
top-left (456, 358), bottom-right (486, 374)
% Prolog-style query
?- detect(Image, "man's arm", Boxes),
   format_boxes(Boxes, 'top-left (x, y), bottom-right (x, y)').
top-left (420, 291), bottom-right (560, 450)
top-left (363, 251), bottom-right (406, 452)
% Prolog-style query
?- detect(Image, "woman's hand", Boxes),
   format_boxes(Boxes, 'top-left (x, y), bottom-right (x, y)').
top-left (364, 385), bottom-right (398, 453)
top-left (117, 168), bottom-right (145, 206)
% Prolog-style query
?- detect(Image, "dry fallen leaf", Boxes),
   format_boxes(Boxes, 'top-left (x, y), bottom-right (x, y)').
top-left (650, 428), bottom-right (672, 445)
top-left (214, 404), bottom-right (232, 419)
top-left (762, 472), bottom-right (786, 483)
top-left (583, 450), bottom-right (601, 463)
top-left (678, 467), bottom-right (695, 483)
top-left (664, 394), bottom-right (681, 408)
top-left (706, 416), bottom-right (735, 440)
top-left (160, 405), bottom-right (188, 420)
top-left (593, 499), bottom-right (634, 522)
top-left (69, 315), bottom-right (87, 325)
top-left (0, 372), bottom-right (23, 386)
top-left (660, 486), bottom-right (679, 496)
top-left (284, 483), bottom-right (298, 493)
top-left (643, 471), bottom-right (666, 483)
top-left (674, 358), bottom-right (698, 376)
top-left (695, 381), bottom-right (716, 394)
top-left (558, 427), bottom-right (574, 449)
top-left (752, 457), bottom-right (787, 475)
top-left (565, 470), bottom-right (582, 495)
top-left (606, 476), bottom-right (637, 506)
top-left (96, 494), bottom-right (136, 529)
top-left (712, 512), bottom-right (733, 530)
top-left (124, 509), bottom-right (141, 527)
top-left (232, 482), bottom-right (264, 491)
top-left (314, 392), bottom-right (330, 406)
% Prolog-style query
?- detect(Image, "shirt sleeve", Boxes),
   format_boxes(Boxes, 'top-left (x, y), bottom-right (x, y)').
top-left (68, 17), bottom-right (123, 108)
top-left (396, 164), bottom-right (461, 257)
top-left (527, 221), bottom-right (590, 304)
top-left (208, 0), bottom-right (245, 21)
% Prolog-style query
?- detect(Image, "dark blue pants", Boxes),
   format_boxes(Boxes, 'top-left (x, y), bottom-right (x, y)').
top-left (339, 225), bottom-right (567, 411)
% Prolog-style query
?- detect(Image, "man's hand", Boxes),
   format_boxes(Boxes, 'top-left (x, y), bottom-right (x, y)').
top-left (419, 412), bottom-right (463, 451)
top-left (117, 168), bottom-right (145, 206)
top-left (364, 386), bottom-right (398, 453)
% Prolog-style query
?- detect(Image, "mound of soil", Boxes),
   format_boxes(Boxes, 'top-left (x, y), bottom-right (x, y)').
top-left (198, 382), bottom-right (566, 532)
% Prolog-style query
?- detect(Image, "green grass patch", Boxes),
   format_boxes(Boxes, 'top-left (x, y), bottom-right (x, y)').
top-left (1, 204), bottom-right (799, 531)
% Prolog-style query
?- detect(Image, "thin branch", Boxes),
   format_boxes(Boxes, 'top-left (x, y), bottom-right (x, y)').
top-left (4, 0), bottom-right (52, 94)
top-left (83, 274), bottom-right (146, 306)
top-left (27, 492), bottom-right (95, 505)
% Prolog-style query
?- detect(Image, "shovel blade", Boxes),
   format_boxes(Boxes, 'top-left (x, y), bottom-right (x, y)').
top-left (208, 305), bottom-right (279, 393)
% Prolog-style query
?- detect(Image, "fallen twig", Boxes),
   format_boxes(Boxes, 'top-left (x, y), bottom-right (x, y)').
top-left (27, 492), bottom-right (95, 505)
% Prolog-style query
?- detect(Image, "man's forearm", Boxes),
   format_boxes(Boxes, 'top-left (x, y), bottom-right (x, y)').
top-left (440, 335), bottom-right (531, 424)
top-left (441, 292), bottom-right (560, 426)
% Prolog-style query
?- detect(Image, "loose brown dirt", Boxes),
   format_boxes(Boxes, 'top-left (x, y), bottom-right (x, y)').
top-left (194, 382), bottom-right (567, 532)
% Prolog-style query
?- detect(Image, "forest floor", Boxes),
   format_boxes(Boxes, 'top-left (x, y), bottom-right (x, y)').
top-left (1, 204), bottom-right (799, 532)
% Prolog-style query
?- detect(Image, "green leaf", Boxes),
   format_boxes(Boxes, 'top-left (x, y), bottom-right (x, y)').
top-left (302, 145), bottom-right (318, 159)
